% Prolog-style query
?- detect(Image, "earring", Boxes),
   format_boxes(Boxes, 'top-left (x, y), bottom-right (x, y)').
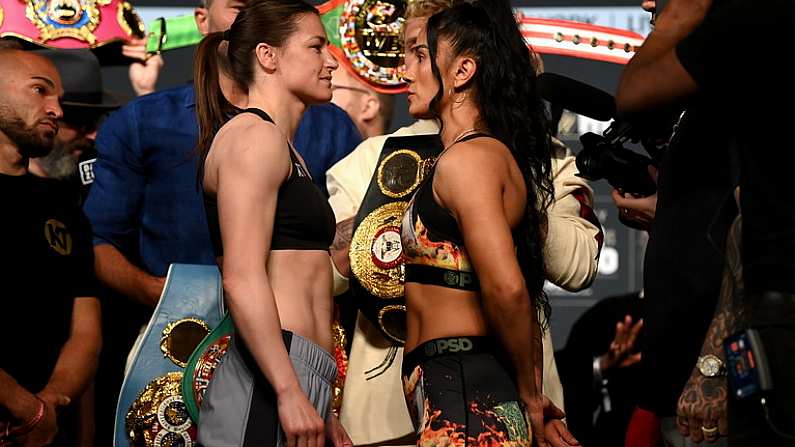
top-left (453, 89), bottom-right (467, 105)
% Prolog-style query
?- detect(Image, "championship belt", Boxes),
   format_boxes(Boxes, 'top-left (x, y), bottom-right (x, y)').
top-left (518, 16), bottom-right (644, 65)
top-left (0, 0), bottom-right (144, 49)
top-left (318, 0), bottom-right (407, 94)
top-left (349, 134), bottom-right (442, 344)
top-left (114, 264), bottom-right (224, 447)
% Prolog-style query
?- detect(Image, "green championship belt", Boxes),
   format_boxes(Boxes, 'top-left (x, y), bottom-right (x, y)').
top-left (349, 134), bottom-right (441, 344)
top-left (181, 313), bottom-right (234, 424)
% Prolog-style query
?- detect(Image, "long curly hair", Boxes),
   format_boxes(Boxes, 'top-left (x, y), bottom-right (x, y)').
top-left (426, 0), bottom-right (554, 324)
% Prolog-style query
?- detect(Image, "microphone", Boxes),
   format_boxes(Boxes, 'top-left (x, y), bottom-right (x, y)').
top-left (538, 73), bottom-right (616, 122)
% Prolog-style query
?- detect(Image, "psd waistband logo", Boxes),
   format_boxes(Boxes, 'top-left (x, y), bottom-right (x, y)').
top-left (443, 270), bottom-right (474, 289)
top-left (424, 337), bottom-right (473, 356)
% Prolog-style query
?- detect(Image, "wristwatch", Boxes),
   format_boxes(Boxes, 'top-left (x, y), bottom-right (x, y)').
top-left (697, 354), bottom-right (726, 377)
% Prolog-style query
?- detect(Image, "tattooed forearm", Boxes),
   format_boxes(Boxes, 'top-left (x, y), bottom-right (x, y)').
top-left (330, 217), bottom-right (354, 278)
top-left (703, 217), bottom-right (744, 357)
top-left (331, 217), bottom-right (354, 252)
top-left (675, 217), bottom-right (741, 440)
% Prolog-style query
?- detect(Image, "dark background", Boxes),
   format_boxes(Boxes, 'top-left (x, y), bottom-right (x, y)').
top-left (98, 0), bottom-right (650, 349)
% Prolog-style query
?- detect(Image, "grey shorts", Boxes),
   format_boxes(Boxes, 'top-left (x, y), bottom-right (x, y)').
top-left (198, 331), bottom-right (337, 447)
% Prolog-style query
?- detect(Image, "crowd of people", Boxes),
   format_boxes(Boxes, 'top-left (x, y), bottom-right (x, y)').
top-left (0, 0), bottom-right (791, 446)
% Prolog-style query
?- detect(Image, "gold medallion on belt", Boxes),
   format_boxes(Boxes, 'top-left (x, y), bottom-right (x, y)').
top-left (377, 149), bottom-right (434, 198)
top-left (353, 150), bottom-right (435, 298)
top-left (350, 201), bottom-right (406, 299)
top-left (125, 372), bottom-right (195, 446)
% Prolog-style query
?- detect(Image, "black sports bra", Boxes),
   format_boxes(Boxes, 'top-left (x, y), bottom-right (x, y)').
top-left (204, 108), bottom-right (336, 255)
top-left (400, 133), bottom-right (496, 291)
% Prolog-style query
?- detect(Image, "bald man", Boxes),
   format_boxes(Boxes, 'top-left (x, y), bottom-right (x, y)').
top-left (331, 61), bottom-right (395, 139)
top-left (0, 43), bottom-right (102, 447)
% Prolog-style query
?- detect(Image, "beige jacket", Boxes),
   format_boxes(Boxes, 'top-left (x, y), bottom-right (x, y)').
top-left (327, 120), bottom-right (601, 445)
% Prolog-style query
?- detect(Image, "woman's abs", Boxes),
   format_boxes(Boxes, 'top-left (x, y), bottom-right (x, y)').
top-left (404, 283), bottom-right (489, 353)
top-left (268, 250), bottom-right (334, 353)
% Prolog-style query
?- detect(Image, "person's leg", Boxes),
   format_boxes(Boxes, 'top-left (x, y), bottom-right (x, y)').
top-left (198, 335), bottom-right (280, 447)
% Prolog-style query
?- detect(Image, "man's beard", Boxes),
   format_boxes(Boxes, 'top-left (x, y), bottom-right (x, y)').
top-left (0, 103), bottom-right (56, 158)
top-left (36, 138), bottom-right (94, 180)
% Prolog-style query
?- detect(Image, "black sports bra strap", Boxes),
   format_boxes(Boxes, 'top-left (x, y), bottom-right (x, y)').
top-left (457, 132), bottom-right (494, 143)
top-left (427, 132), bottom-right (497, 178)
top-left (240, 107), bottom-right (302, 165)
top-left (241, 107), bottom-right (275, 124)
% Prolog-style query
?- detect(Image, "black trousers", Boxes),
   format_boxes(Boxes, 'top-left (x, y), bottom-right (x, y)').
top-left (728, 293), bottom-right (795, 445)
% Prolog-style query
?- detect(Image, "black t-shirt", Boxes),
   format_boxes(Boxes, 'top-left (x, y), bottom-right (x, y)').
top-left (0, 173), bottom-right (97, 399)
top-left (639, 105), bottom-right (737, 416)
top-left (677, 0), bottom-right (795, 294)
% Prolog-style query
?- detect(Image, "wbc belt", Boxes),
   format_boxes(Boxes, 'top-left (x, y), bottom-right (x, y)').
top-left (349, 134), bottom-right (442, 344)
top-left (114, 264), bottom-right (224, 447)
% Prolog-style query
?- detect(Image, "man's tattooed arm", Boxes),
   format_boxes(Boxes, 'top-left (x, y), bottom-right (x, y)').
top-left (330, 217), bottom-right (354, 278)
top-left (676, 216), bottom-right (743, 442)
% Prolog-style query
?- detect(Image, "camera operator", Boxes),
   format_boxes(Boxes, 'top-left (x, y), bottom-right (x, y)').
top-left (618, 0), bottom-right (794, 445)
top-left (610, 1), bottom-right (742, 446)
top-left (612, 165), bottom-right (657, 231)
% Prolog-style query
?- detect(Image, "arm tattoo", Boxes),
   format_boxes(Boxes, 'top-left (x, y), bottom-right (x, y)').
top-left (331, 217), bottom-right (354, 252)
top-left (703, 217), bottom-right (744, 357)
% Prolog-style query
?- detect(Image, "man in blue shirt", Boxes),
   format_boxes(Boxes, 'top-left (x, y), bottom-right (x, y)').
top-left (83, 0), bottom-right (360, 441)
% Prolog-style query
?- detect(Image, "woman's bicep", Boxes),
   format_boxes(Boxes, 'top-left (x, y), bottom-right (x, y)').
top-left (215, 131), bottom-right (288, 277)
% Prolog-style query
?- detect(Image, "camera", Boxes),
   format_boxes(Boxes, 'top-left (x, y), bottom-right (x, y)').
top-left (576, 122), bottom-right (657, 197)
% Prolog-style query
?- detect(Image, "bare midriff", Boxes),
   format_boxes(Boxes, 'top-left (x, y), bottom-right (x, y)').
top-left (267, 250), bottom-right (334, 353)
top-left (404, 282), bottom-right (489, 354)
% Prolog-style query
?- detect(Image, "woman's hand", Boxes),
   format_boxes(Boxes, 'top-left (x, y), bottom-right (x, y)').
top-left (544, 420), bottom-right (581, 447)
top-left (599, 315), bottom-right (643, 372)
top-left (325, 413), bottom-right (353, 447)
top-left (277, 385), bottom-right (325, 447)
top-left (524, 394), bottom-right (547, 446)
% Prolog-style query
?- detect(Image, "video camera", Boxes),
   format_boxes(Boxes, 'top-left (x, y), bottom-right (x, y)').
top-left (539, 73), bottom-right (661, 197)
top-left (576, 123), bottom-right (657, 197)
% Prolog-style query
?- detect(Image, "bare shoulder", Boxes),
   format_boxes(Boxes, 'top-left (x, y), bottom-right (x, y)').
top-left (210, 114), bottom-right (289, 173)
top-left (435, 137), bottom-right (513, 183)
top-left (214, 114), bottom-right (285, 155)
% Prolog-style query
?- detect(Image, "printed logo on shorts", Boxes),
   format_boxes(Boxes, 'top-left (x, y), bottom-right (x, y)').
top-left (44, 219), bottom-right (72, 255)
top-left (425, 337), bottom-right (473, 356)
top-left (443, 271), bottom-right (474, 289)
